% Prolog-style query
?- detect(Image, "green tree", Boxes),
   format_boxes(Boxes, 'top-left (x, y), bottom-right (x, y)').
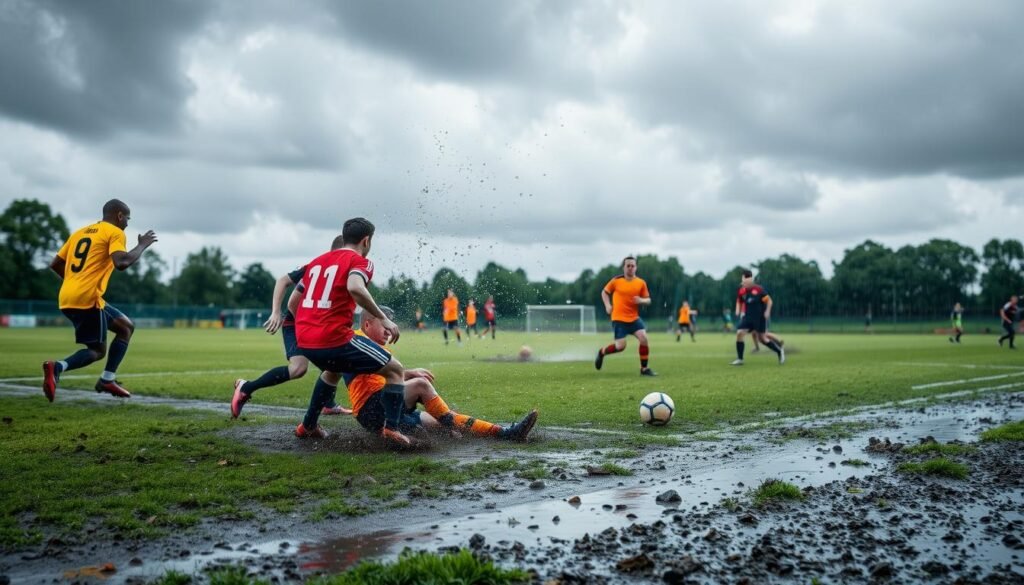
top-left (832, 241), bottom-right (899, 317)
top-left (472, 262), bottom-right (533, 318)
top-left (172, 247), bottom-right (235, 306)
top-left (105, 250), bottom-right (170, 305)
top-left (0, 199), bottom-right (70, 299)
top-left (372, 274), bottom-right (425, 323)
top-left (234, 263), bottom-right (275, 308)
top-left (980, 238), bottom-right (1024, 311)
top-left (754, 254), bottom-right (829, 318)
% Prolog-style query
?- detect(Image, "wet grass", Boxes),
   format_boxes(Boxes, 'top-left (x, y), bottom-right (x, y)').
top-left (902, 442), bottom-right (977, 456)
top-left (604, 449), bottom-right (640, 459)
top-left (981, 420), bottom-right (1024, 442)
top-left (840, 459), bottom-right (870, 467)
top-left (897, 457), bottom-right (969, 479)
top-left (594, 462), bottom-right (633, 476)
top-left (750, 479), bottom-right (803, 507)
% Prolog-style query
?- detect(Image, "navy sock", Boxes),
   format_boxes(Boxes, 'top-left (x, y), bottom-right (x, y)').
top-left (103, 339), bottom-right (130, 375)
top-left (736, 341), bottom-right (745, 360)
top-left (380, 384), bottom-right (406, 430)
top-left (241, 366), bottom-right (290, 395)
top-left (303, 378), bottom-right (335, 429)
top-left (766, 340), bottom-right (782, 355)
top-left (63, 348), bottom-right (97, 373)
top-left (325, 385), bottom-right (338, 409)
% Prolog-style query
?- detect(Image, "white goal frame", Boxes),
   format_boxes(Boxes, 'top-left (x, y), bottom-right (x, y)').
top-left (525, 304), bottom-right (597, 334)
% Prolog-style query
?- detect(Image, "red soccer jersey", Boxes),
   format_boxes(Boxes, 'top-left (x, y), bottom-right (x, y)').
top-left (295, 249), bottom-right (374, 348)
top-left (484, 300), bottom-right (496, 320)
top-left (737, 286), bottom-right (748, 314)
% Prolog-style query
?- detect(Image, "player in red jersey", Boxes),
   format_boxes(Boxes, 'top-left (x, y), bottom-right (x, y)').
top-left (732, 270), bottom-right (785, 366)
top-left (293, 218), bottom-right (413, 447)
top-left (479, 295), bottom-right (497, 339)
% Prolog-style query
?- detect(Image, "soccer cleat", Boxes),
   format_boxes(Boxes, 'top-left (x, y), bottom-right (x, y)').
top-left (42, 361), bottom-right (57, 402)
top-left (322, 405), bottom-right (353, 415)
top-left (231, 379), bottom-right (249, 419)
top-left (380, 426), bottom-right (417, 448)
top-left (500, 409), bottom-right (539, 441)
top-left (640, 368), bottom-right (657, 377)
top-left (295, 423), bottom-right (329, 439)
top-left (95, 379), bottom-right (131, 398)
top-left (594, 349), bottom-right (605, 370)
top-left (778, 347), bottom-right (786, 365)
top-left (730, 359), bottom-right (744, 366)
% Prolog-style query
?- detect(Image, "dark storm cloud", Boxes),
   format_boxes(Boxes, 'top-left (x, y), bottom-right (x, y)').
top-left (615, 1), bottom-right (1024, 180)
top-left (0, 0), bottom-right (207, 138)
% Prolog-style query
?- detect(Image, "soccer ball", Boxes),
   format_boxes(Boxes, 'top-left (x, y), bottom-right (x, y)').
top-left (639, 392), bottom-right (675, 426)
top-left (517, 345), bottom-right (533, 361)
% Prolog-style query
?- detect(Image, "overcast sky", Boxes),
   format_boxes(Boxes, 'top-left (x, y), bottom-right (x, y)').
top-left (2, 0), bottom-right (1023, 286)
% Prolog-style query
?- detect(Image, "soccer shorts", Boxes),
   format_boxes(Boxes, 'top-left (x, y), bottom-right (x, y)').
top-left (677, 323), bottom-right (692, 332)
top-left (486, 319), bottom-right (496, 327)
top-left (445, 320), bottom-right (459, 330)
top-left (737, 315), bottom-right (767, 334)
top-left (281, 323), bottom-right (301, 359)
top-left (355, 392), bottom-right (422, 432)
top-left (61, 304), bottom-right (127, 345)
top-left (613, 319), bottom-right (646, 339)
top-left (299, 336), bottom-right (392, 375)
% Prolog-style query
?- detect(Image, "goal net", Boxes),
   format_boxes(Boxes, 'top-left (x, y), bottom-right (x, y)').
top-left (525, 305), bottom-right (597, 334)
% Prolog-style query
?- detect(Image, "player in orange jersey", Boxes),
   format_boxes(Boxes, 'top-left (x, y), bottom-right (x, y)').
top-left (465, 299), bottom-right (479, 338)
top-left (42, 199), bottom-right (157, 401)
top-left (595, 256), bottom-right (656, 376)
top-left (441, 289), bottom-right (462, 345)
top-left (676, 301), bottom-right (697, 342)
top-left (345, 307), bottom-right (538, 441)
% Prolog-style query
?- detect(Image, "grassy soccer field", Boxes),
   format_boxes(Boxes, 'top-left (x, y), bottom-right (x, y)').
top-left (1, 327), bottom-right (1021, 549)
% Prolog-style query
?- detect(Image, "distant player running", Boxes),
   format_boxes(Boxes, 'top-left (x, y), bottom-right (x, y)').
top-left (293, 218), bottom-right (415, 447)
top-left (949, 303), bottom-right (964, 344)
top-left (676, 301), bottom-right (697, 342)
top-left (998, 295), bottom-right (1018, 349)
top-left (42, 199), bottom-right (157, 401)
top-left (346, 307), bottom-right (538, 441)
top-left (230, 244), bottom-right (351, 418)
top-left (465, 299), bottom-right (479, 337)
top-left (731, 270), bottom-right (785, 366)
top-left (480, 295), bottom-right (497, 339)
top-left (414, 307), bottom-right (426, 332)
top-left (595, 256), bottom-right (656, 376)
top-left (442, 289), bottom-right (462, 346)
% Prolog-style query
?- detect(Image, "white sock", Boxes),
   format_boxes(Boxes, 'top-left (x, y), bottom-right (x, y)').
top-left (57, 360), bottom-right (68, 373)
top-left (100, 371), bottom-right (116, 381)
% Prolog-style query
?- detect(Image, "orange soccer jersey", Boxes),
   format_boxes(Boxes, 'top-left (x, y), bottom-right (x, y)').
top-left (603, 276), bottom-right (649, 323)
top-left (678, 306), bottom-right (691, 324)
top-left (443, 297), bottom-right (459, 322)
top-left (466, 305), bottom-right (477, 326)
top-left (346, 330), bottom-right (390, 416)
top-left (56, 221), bottom-right (127, 309)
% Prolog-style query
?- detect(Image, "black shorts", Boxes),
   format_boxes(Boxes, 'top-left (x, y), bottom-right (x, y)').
top-left (61, 304), bottom-right (127, 345)
top-left (300, 336), bottom-right (392, 375)
top-left (281, 323), bottom-right (300, 359)
top-left (355, 393), bottom-right (422, 433)
top-left (738, 315), bottom-right (767, 334)
top-left (1004, 322), bottom-right (1016, 336)
top-left (677, 323), bottom-right (692, 331)
top-left (467, 322), bottom-right (477, 330)
top-left (445, 320), bottom-right (459, 330)
top-left (486, 319), bottom-right (496, 327)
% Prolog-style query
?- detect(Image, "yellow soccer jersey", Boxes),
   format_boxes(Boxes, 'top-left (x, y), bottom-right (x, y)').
top-left (56, 221), bottom-right (127, 309)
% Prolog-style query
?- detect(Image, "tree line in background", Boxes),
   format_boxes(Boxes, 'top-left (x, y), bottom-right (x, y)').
top-left (2, 199), bottom-right (1022, 321)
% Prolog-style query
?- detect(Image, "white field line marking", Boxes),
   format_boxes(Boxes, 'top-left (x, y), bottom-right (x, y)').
top-left (893, 361), bottom-right (1024, 370)
top-left (911, 370), bottom-right (1024, 390)
top-left (0, 369), bottom-right (250, 383)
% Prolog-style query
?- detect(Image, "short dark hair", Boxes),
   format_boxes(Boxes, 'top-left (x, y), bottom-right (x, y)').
top-left (342, 218), bottom-right (375, 245)
top-left (742, 269), bottom-right (753, 278)
top-left (622, 255), bottom-right (636, 266)
top-left (330, 235), bottom-right (345, 250)
top-left (102, 199), bottom-right (129, 217)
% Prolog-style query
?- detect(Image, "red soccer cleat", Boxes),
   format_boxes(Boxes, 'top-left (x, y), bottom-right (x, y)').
top-left (95, 379), bottom-right (131, 398)
top-left (322, 405), bottom-right (353, 415)
top-left (231, 379), bottom-right (249, 419)
top-left (42, 361), bottom-right (57, 402)
top-left (295, 423), bottom-right (329, 439)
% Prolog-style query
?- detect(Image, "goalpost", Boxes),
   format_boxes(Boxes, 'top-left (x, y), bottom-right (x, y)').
top-left (525, 305), bottom-right (598, 334)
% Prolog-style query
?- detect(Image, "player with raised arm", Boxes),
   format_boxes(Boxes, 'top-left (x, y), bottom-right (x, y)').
top-left (998, 295), bottom-right (1018, 349)
top-left (41, 199), bottom-right (157, 401)
top-left (594, 256), bottom-right (656, 376)
top-left (675, 301), bottom-right (697, 342)
top-left (441, 289), bottom-right (462, 346)
top-left (949, 303), bottom-right (964, 344)
top-left (292, 218), bottom-right (414, 447)
top-left (731, 270), bottom-right (785, 366)
top-left (346, 307), bottom-right (538, 441)
top-left (230, 243), bottom-right (351, 419)
top-left (480, 295), bottom-right (497, 339)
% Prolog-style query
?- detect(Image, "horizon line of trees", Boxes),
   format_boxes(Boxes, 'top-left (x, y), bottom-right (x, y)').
top-left (2, 199), bottom-right (1022, 321)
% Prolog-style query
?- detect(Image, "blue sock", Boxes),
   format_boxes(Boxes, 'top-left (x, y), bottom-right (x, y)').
top-left (303, 378), bottom-right (335, 429)
top-left (324, 385), bottom-right (338, 409)
top-left (104, 339), bottom-right (130, 374)
top-left (63, 349), bottom-right (96, 373)
top-left (381, 384), bottom-right (405, 430)
top-left (241, 366), bottom-right (290, 395)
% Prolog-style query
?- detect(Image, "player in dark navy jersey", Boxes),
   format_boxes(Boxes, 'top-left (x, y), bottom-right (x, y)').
top-left (998, 295), bottom-right (1018, 349)
top-left (731, 270), bottom-right (785, 366)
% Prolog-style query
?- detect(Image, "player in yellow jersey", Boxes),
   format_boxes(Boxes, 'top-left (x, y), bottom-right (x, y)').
top-left (345, 307), bottom-right (538, 442)
top-left (595, 256), bottom-right (656, 376)
top-left (676, 301), bottom-right (698, 342)
top-left (41, 199), bottom-right (158, 401)
top-left (441, 289), bottom-right (462, 346)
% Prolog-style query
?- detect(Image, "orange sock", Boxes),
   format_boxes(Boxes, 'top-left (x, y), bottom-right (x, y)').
top-left (425, 395), bottom-right (500, 436)
top-left (424, 395), bottom-right (451, 420)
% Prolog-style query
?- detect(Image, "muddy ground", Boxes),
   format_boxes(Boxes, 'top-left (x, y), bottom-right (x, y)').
top-left (1, 388), bottom-right (1022, 584)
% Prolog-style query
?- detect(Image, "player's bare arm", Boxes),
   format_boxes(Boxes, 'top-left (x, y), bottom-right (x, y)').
top-left (601, 289), bottom-right (613, 315)
top-left (111, 230), bottom-right (158, 271)
top-left (348, 273), bottom-right (400, 343)
top-left (634, 295), bottom-right (651, 306)
top-left (764, 297), bottom-right (773, 321)
top-left (286, 286), bottom-right (302, 319)
top-left (404, 368), bottom-right (435, 383)
top-left (264, 273), bottom-right (297, 334)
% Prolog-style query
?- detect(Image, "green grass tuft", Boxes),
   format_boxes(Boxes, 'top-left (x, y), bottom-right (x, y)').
top-left (902, 442), bottom-right (977, 456)
top-left (897, 457), bottom-right (969, 479)
top-left (981, 420), bottom-right (1024, 442)
top-left (840, 459), bottom-right (870, 467)
top-left (594, 462), bottom-right (633, 476)
top-left (311, 549), bottom-right (529, 585)
top-left (750, 479), bottom-right (803, 507)
top-left (604, 449), bottom-right (640, 459)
